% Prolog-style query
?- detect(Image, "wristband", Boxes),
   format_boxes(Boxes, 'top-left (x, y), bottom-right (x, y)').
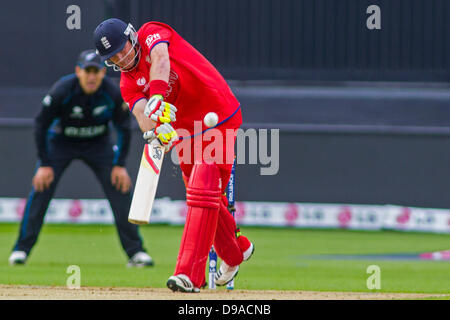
top-left (149, 80), bottom-right (169, 97)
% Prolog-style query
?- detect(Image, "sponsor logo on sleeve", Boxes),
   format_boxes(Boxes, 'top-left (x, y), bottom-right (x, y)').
top-left (145, 33), bottom-right (161, 48)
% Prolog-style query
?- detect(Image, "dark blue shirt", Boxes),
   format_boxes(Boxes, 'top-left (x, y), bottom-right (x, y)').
top-left (35, 74), bottom-right (131, 166)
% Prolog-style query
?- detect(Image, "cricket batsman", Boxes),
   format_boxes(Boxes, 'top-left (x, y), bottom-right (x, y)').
top-left (9, 50), bottom-right (153, 268)
top-left (93, 19), bottom-right (254, 292)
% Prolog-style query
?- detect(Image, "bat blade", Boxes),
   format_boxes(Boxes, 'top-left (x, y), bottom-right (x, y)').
top-left (128, 139), bottom-right (165, 225)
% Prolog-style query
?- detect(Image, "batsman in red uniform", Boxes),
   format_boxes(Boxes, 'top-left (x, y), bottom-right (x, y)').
top-left (94, 18), bottom-right (254, 292)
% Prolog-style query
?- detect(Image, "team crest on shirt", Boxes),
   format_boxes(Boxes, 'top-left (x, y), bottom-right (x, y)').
top-left (137, 77), bottom-right (146, 86)
top-left (145, 33), bottom-right (161, 49)
top-left (70, 106), bottom-right (84, 119)
top-left (136, 76), bottom-right (150, 93)
top-left (93, 105), bottom-right (107, 116)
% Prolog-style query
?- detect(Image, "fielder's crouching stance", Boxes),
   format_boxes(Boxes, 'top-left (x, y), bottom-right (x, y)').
top-left (94, 18), bottom-right (254, 292)
top-left (9, 50), bottom-right (153, 268)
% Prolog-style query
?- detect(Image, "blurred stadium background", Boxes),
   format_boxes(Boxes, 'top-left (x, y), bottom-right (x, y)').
top-left (1, 0), bottom-right (449, 230)
top-left (0, 0), bottom-right (449, 296)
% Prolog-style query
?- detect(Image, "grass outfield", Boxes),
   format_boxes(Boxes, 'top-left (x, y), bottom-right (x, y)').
top-left (0, 223), bottom-right (449, 294)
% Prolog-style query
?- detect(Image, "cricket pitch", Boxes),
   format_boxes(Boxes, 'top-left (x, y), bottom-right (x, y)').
top-left (0, 285), bottom-right (448, 300)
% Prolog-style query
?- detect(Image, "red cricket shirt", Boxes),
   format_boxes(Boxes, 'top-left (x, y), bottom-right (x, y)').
top-left (120, 21), bottom-right (242, 137)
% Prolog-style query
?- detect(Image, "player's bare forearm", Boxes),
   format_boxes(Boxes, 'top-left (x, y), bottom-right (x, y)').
top-left (132, 44), bottom-right (170, 133)
top-left (132, 99), bottom-right (156, 133)
top-left (149, 43), bottom-right (170, 82)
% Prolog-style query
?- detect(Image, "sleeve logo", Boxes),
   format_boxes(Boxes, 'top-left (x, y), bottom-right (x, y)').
top-left (145, 33), bottom-right (161, 48)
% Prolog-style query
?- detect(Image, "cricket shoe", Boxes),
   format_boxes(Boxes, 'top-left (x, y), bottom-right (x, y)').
top-left (243, 242), bottom-right (255, 261)
top-left (214, 262), bottom-right (239, 286)
top-left (167, 274), bottom-right (200, 293)
top-left (9, 251), bottom-right (27, 265)
top-left (236, 232), bottom-right (255, 261)
top-left (127, 252), bottom-right (154, 267)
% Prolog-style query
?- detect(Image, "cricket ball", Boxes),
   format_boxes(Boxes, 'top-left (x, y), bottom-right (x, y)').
top-left (203, 112), bottom-right (219, 128)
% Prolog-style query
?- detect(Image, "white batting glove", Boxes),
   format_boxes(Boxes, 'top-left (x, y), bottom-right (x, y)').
top-left (144, 94), bottom-right (177, 124)
top-left (143, 123), bottom-right (178, 153)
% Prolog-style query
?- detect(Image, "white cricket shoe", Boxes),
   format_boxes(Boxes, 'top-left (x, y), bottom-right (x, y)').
top-left (9, 251), bottom-right (27, 265)
top-left (243, 242), bottom-right (255, 261)
top-left (127, 251), bottom-right (154, 267)
top-left (215, 261), bottom-right (239, 286)
top-left (167, 274), bottom-right (200, 293)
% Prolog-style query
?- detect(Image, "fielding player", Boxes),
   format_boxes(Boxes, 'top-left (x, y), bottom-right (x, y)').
top-left (9, 50), bottom-right (153, 268)
top-left (94, 19), bottom-right (254, 292)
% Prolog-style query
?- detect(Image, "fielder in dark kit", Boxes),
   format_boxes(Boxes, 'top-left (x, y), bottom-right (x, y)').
top-left (9, 50), bottom-right (153, 267)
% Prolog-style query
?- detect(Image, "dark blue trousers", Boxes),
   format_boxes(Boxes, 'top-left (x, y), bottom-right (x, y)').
top-left (13, 136), bottom-right (146, 259)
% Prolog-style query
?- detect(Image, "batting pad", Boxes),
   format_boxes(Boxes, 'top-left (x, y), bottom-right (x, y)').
top-left (214, 195), bottom-right (244, 267)
top-left (175, 163), bottom-right (221, 288)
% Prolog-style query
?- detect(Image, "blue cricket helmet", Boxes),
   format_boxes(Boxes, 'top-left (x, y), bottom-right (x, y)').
top-left (94, 18), bottom-right (129, 61)
top-left (93, 18), bottom-right (141, 71)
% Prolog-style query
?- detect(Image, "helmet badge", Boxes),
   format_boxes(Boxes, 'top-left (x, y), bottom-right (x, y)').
top-left (101, 37), bottom-right (111, 49)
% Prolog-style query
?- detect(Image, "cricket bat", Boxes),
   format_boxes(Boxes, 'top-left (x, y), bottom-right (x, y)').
top-left (128, 139), bottom-right (165, 225)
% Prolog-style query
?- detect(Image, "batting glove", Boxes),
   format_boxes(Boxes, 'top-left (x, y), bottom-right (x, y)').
top-left (144, 94), bottom-right (177, 124)
top-left (143, 123), bottom-right (178, 153)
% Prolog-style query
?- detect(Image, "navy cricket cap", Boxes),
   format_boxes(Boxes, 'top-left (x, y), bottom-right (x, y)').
top-left (93, 18), bottom-right (129, 62)
top-left (77, 50), bottom-right (104, 69)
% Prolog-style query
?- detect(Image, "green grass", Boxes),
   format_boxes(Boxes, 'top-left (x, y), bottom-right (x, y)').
top-left (0, 223), bottom-right (449, 293)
